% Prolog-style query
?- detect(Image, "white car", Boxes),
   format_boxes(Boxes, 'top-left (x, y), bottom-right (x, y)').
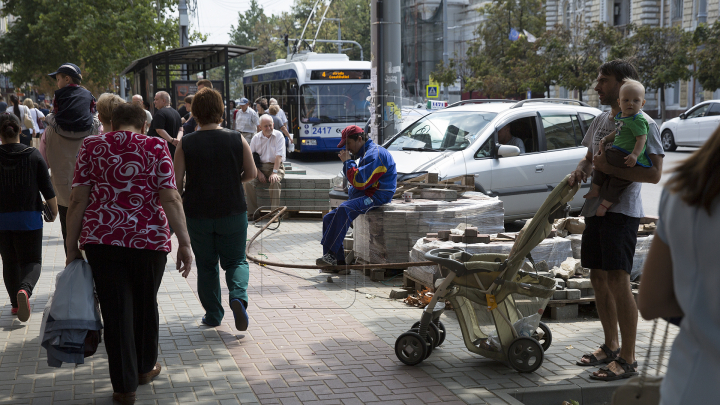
top-left (660, 99), bottom-right (720, 151)
top-left (331, 99), bottom-right (602, 221)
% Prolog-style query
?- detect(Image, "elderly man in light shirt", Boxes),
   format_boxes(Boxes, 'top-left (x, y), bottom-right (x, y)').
top-left (234, 97), bottom-right (260, 144)
top-left (244, 115), bottom-right (286, 218)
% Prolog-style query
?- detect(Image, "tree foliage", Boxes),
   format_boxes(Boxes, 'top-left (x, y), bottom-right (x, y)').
top-left (464, 0), bottom-right (545, 97)
top-left (226, 0), bottom-right (370, 99)
top-left (0, 0), bottom-right (202, 95)
top-left (627, 25), bottom-right (692, 120)
top-left (694, 21), bottom-right (720, 93)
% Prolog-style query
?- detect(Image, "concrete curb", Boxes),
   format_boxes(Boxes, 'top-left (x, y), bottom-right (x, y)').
top-left (497, 380), bottom-right (625, 405)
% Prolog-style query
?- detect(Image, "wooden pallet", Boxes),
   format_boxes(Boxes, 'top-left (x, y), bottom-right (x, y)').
top-left (547, 297), bottom-right (596, 307)
top-left (394, 173), bottom-right (475, 199)
top-left (403, 271), bottom-right (434, 292)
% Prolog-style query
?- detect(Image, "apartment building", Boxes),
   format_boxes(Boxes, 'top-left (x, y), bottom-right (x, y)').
top-left (546, 0), bottom-right (720, 118)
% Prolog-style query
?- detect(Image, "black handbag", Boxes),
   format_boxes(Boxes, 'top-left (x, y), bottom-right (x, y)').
top-left (41, 200), bottom-right (53, 222)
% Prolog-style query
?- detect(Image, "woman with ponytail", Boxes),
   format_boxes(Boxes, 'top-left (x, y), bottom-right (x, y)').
top-left (0, 112), bottom-right (57, 322)
top-left (8, 95), bottom-right (32, 146)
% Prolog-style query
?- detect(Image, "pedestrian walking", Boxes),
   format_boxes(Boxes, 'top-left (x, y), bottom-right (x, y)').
top-left (8, 95), bottom-right (33, 146)
top-left (638, 125), bottom-right (720, 404)
top-left (147, 91), bottom-right (181, 158)
top-left (23, 98), bottom-right (44, 142)
top-left (0, 94), bottom-right (7, 113)
top-left (173, 88), bottom-right (256, 330)
top-left (0, 112), bottom-right (58, 322)
top-left (65, 103), bottom-right (193, 405)
top-left (131, 94), bottom-right (153, 134)
top-left (567, 60), bottom-right (664, 380)
top-left (181, 95), bottom-right (197, 135)
top-left (39, 62), bottom-right (99, 256)
top-left (234, 97), bottom-right (259, 144)
top-left (96, 93), bottom-right (127, 134)
top-left (268, 104), bottom-right (292, 150)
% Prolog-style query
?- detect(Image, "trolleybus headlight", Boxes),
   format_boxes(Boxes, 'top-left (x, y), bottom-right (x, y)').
top-left (302, 139), bottom-right (317, 145)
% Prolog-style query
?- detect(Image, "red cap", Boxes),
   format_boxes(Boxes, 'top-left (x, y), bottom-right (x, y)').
top-left (337, 125), bottom-right (364, 148)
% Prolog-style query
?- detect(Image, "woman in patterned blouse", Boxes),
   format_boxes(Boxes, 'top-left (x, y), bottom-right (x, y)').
top-left (64, 103), bottom-right (193, 405)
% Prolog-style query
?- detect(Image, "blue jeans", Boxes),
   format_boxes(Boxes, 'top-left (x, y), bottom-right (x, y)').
top-left (186, 213), bottom-right (249, 325)
top-left (321, 196), bottom-right (379, 258)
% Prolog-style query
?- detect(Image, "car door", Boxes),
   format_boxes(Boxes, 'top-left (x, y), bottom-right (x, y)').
top-left (538, 111), bottom-right (591, 211)
top-left (676, 103), bottom-right (711, 146)
top-left (695, 103), bottom-right (720, 146)
top-left (487, 114), bottom-right (549, 219)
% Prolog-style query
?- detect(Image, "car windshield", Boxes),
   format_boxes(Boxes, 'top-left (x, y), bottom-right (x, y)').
top-left (300, 84), bottom-right (371, 123)
top-left (385, 111), bottom-right (497, 151)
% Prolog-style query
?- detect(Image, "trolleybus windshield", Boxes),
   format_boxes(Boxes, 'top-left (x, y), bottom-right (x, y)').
top-left (300, 84), bottom-right (370, 123)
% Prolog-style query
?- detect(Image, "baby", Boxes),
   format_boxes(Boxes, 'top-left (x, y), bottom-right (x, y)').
top-left (584, 79), bottom-right (651, 216)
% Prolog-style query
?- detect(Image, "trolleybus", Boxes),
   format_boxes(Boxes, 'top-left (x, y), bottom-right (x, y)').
top-left (243, 52), bottom-right (371, 153)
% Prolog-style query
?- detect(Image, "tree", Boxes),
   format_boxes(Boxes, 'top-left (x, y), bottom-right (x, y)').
top-left (694, 21), bottom-right (720, 93)
top-left (521, 28), bottom-right (569, 97)
top-left (430, 61), bottom-right (458, 90)
top-left (627, 25), bottom-right (692, 121)
top-left (0, 0), bottom-right (199, 95)
top-left (464, 0), bottom-right (545, 97)
top-left (556, 21), bottom-right (625, 101)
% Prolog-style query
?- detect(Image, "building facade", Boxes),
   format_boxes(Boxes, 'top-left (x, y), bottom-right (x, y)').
top-left (401, 0), bottom-right (490, 103)
top-left (546, 0), bottom-right (720, 118)
top-left (0, 12), bottom-right (15, 98)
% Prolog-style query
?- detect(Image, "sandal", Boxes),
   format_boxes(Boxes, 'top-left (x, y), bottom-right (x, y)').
top-left (576, 344), bottom-right (619, 366)
top-left (589, 357), bottom-right (638, 381)
top-left (592, 360), bottom-right (638, 375)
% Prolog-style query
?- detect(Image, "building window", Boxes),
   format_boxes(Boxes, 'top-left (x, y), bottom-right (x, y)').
top-left (672, 81), bottom-right (680, 105)
top-left (672, 0), bottom-right (683, 21)
top-left (564, 2), bottom-right (571, 28)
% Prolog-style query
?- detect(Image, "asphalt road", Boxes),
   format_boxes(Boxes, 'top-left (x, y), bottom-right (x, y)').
top-left (289, 147), bottom-right (697, 218)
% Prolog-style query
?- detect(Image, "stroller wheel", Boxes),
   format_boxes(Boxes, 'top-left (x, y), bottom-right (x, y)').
top-left (532, 321), bottom-right (552, 351)
top-left (395, 332), bottom-right (428, 366)
top-left (410, 322), bottom-right (442, 348)
top-left (409, 328), bottom-right (436, 358)
top-left (436, 321), bottom-right (447, 346)
top-left (507, 337), bottom-right (544, 373)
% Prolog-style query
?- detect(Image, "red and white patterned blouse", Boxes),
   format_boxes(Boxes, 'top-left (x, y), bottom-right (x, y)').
top-left (72, 131), bottom-right (177, 252)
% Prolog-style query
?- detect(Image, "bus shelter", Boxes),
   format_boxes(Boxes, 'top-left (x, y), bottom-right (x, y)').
top-left (120, 44), bottom-right (256, 119)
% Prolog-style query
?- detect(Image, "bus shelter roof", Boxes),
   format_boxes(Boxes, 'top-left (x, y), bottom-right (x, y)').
top-left (120, 44), bottom-right (257, 76)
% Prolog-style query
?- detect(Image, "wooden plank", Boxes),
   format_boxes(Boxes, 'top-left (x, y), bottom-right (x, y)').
top-left (398, 182), bottom-right (474, 190)
top-left (547, 297), bottom-right (596, 307)
top-left (403, 271), bottom-right (433, 292)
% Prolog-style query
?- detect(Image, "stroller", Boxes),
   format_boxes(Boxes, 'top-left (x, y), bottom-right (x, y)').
top-left (395, 175), bottom-right (579, 372)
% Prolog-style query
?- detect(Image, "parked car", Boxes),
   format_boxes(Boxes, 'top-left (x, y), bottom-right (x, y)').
top-left (660, 99), bottom-right (720, 151)
top-left (330, 99), bottom-right (602, 221)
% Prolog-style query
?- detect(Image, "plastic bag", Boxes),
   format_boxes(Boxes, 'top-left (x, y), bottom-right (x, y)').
top-left (486, 312), bottom-right (542, 349)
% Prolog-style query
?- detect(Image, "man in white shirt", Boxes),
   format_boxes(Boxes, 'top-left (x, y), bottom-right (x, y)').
top-left (234, 97), bottom-right (260, 144)
top-left (244, 115), bottom-right (286, 218)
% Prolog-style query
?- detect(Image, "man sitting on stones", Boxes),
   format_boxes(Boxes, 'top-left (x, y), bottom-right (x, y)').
top-left (244, 115), bottom-right (286, 219)
top-left (317, 125), bottom-right (397, 267)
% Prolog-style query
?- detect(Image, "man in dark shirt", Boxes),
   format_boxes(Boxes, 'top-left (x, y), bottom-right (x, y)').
top-left (0, 95), bottom-right (7, 113)
top-left (148, 91), bottom-right (181, 157)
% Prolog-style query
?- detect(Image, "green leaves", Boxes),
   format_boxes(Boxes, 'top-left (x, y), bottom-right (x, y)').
top-left (694, 21), bottom-right (720, 92)
top-left (0, 0), bottom-right (190, 94)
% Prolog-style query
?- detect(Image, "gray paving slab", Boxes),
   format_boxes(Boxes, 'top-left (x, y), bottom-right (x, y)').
top-left (0, 221), bottom-right (259, 404)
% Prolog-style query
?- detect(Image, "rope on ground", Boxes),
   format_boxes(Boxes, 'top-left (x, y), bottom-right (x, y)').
top-left (245, 206), bottom-right (436, 271)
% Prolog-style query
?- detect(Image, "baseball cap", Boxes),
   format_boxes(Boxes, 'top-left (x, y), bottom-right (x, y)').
top-left (337, 125), bottom-right (364, 148)
top-left (239, 97), bottom-right (249, 105)
top-left (48, 63), bottom-right (83, 81)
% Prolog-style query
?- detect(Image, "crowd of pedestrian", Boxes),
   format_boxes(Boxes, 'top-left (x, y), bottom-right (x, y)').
top-left (1, 57), bottom-right (719, 405)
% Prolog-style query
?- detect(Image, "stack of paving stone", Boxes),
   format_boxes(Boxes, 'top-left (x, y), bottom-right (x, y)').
top-left (253, 173), bottom-right (336, 212)
top-left (353, 193), bottom-right (504, 265)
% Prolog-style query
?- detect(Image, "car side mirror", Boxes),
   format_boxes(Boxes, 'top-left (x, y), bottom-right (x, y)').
top-left (497, 144), bottom-right (521, 157)
top-left (679, 113), bottom-right (686, 119)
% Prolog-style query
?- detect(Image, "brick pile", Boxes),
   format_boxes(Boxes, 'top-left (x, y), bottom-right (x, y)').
top-left (352, 193), bottom-right (504, 265)
top-left (252, 173), bottom-right (335, 212)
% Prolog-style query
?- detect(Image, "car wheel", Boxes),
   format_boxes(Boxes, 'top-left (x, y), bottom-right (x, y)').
top-left (662, 130), bottom-right (677, 152)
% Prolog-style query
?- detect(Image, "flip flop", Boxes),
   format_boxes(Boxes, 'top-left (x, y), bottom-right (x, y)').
top-left (589, 357), bottom-right (638, 381)
top-left (576, 344), bottom-right (619, 366)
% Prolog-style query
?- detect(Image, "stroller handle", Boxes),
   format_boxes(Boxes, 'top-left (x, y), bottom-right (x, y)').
top-left (424, 248), bottom-right (471, 274)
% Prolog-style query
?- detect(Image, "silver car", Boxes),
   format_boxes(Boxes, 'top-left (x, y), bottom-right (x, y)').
top-left (331, 99), bottom-right (602, 221)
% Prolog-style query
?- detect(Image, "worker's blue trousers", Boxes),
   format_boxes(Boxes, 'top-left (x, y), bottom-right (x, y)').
top-left (321, 195), bottom-right (378, 258)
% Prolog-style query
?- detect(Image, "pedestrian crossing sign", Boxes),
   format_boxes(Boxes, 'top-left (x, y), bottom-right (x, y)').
top-left (426, 85), bottom-right (439, 98)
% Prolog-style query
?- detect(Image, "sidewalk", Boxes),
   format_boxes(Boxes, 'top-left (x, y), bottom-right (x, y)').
top-left (0, 218), bottom-right (676, 404)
